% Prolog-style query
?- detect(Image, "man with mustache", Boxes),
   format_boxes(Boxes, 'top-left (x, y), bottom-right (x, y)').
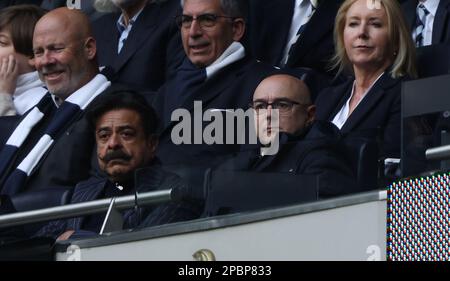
top-left (0, 8), bottom-right (112, 199)
top-left (153, 0), bottom-right (276, 168)
top-left (36, 90), bottom-right (201, 240)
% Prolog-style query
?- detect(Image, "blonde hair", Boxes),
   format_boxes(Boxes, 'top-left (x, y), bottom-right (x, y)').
top-left (331, 0), bottom-right (417, 78)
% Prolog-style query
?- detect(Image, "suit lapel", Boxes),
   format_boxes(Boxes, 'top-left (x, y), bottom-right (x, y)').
top-left (318, 81), bottom-right (353, 121)
top-left (100, 13), bottom-right (121, 63)
top-left (402, 0), bottom-right (418, 30)
top-left (268, 0), bottom-right (295, 64)
top-left (112, 3), bottom-right (160, 72)
top-left (433, 0), bottom-right (450, 44)
top-left (160, 58), bottom-right (249, 135)
top-left (340, 73), bottom-right (397, 132)
top-left (68, 180), bottom-right (106, 230)
top-left (287, 0), bottom-right (338, 66)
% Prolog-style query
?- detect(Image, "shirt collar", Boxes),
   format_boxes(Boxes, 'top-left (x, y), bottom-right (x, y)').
top-left (297, 0), bottom-right (318, 9)
top-left (420, 0), bottom-right (440, 17)
top-left (116, 7), bottom-right (145, 33)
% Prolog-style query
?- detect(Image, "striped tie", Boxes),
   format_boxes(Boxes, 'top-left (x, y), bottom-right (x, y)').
top-left (414, 3), bottom-right (430, 47)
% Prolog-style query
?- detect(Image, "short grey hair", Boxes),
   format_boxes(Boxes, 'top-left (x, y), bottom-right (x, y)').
top-left (180, 0), bottom-right (246, 18)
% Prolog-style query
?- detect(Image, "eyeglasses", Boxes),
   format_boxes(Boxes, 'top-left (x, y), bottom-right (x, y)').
top-left (175, 13), bottom-right (235, 29)
top-left (250, 100), bottom-right (307, 115)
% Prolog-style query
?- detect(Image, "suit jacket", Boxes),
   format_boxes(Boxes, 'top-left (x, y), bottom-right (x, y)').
top-left (246, 0), bottom-right (342, 75)
top-left (152, 55), bottom-right (277, 166)
top-left (315, 73), bottom-right (409, 158)
top-left (402, 0), bottom-right (450, 44)
top-left (217, 121), bottom-right (358, 198)
top-left (34, 164), bottom-right (202, 239)
top-left (92, 0), bottom-right (184, 92)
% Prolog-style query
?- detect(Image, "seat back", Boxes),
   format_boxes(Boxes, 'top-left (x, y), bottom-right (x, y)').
top-left (203, 170), bottom-right (318, 217)
top-left (10, 187), bottom-right (73, 212)
top-left (338, 137), bottom-right (379, 191)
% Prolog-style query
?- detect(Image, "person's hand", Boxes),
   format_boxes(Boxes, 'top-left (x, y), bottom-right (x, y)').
top-left (0, 55), bottom-right (19, 95)
top-left (56, 230), bottom-right (75, 241)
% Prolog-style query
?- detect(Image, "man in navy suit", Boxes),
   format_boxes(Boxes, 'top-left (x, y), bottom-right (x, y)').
top-left (92, 0), bottom-right (184, 92)
top-left (152, 0), bottom-right (276, 167)
top-left (402, 0), bottom-right (450, 46)
top-left (246, 0), bottom-right (343, 76)
top-left (35, 91), bottom-right (201, 240)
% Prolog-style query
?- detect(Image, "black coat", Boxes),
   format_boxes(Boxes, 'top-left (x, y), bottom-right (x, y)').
top-left (34, 164), bottom-right (201, 239)
top-left (217, 121), bottom-right (358, 198)
top-left (315, 73), bottom-right (409, 158)
top-left (92, 0), bottom-right (184, 92)
top-left (245, 0), bottom-right (342, 75)
top-left (153, 55), bottom-right (277, 166)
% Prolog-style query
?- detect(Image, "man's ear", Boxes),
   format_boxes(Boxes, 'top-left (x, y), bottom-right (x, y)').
top-left (306, 105), bottom-right (316, 126)
top-left (232, 18), bottom-right (246, 42)
top-left (147, 135), bottom-right (159, 157)
top-left (84, 37), bottom-right (97, 60)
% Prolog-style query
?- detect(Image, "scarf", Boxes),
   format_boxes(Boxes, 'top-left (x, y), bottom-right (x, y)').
top-left (13, 71), bottom-right (47, 115)
top-left (0, 74), bottom-right (111, 196)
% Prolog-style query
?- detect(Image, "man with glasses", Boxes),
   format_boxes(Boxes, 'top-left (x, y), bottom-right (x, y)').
top-left (152, 0), bottom-right (276, 167)
top-left (91, 0), bottom-right (183, 92)
top-left (217, 73), bottom-right (358, 199)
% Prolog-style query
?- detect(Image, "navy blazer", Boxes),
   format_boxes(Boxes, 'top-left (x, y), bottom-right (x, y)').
top-left (315, 73), bottom-right (409, 158)
top-left (34, 165), bottom-right (201, 239)
top-left (402, 0), bottom-right (450, 45)
top-left (92, 0), bottom-right (184, 92)
top-left (153, 55), bottom-right (277, 166)
top-left (246, 0), bottom-right (342, 75)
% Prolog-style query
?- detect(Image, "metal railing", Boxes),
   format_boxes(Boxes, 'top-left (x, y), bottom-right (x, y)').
top-left (425, 144), bottom-right (450, 161)
top-left (0, 189), bottom-right (172, 229)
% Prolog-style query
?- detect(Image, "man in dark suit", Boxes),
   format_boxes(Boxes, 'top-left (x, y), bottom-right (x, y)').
top-left (0, 8), bottom-right (112, 196)
top-left (34, 91), bottom-right (201, 240)
top-left (152, 0), bottom-right (276, 167)
top-left (402, 0), bottom-right (450, 46)
top-left (220, 74), bottom-right (357, 197)
top-left (92, 0), bottom-right (183, 92)
top-left (246, 0), bottom-right (342, 76)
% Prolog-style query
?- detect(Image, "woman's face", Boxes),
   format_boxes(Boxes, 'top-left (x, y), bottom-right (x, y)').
top-left (0, 28), bottom-right (33, 75)
top-left (343, 0), bottom-right (392, 72)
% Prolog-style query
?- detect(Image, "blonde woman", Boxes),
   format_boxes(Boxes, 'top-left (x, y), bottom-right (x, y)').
top-left (315, 0), bottom-right (417, 158)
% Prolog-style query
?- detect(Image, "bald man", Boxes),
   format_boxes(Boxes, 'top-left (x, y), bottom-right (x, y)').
top-left (0, 8), bottom-right (113, 198)
top-left (213, 74), bottom-right (358, 206)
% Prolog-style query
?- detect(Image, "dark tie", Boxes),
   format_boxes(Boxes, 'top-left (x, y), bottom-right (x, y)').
top-left (414, 3), bottom-right (430, 47)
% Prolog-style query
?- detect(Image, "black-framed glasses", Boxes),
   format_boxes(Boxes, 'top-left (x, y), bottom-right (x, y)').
top-left (175, 13), bottom-right (236, 29)
top-left (250, 99), bottom-right (306, 115)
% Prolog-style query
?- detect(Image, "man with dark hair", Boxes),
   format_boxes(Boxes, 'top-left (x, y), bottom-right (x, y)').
top-left (153, 0), bottom-right (276, 167)
top-left (92, 0), bottom-right (183, 92)
top-left (35, 90), bottom-right (201, 240)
